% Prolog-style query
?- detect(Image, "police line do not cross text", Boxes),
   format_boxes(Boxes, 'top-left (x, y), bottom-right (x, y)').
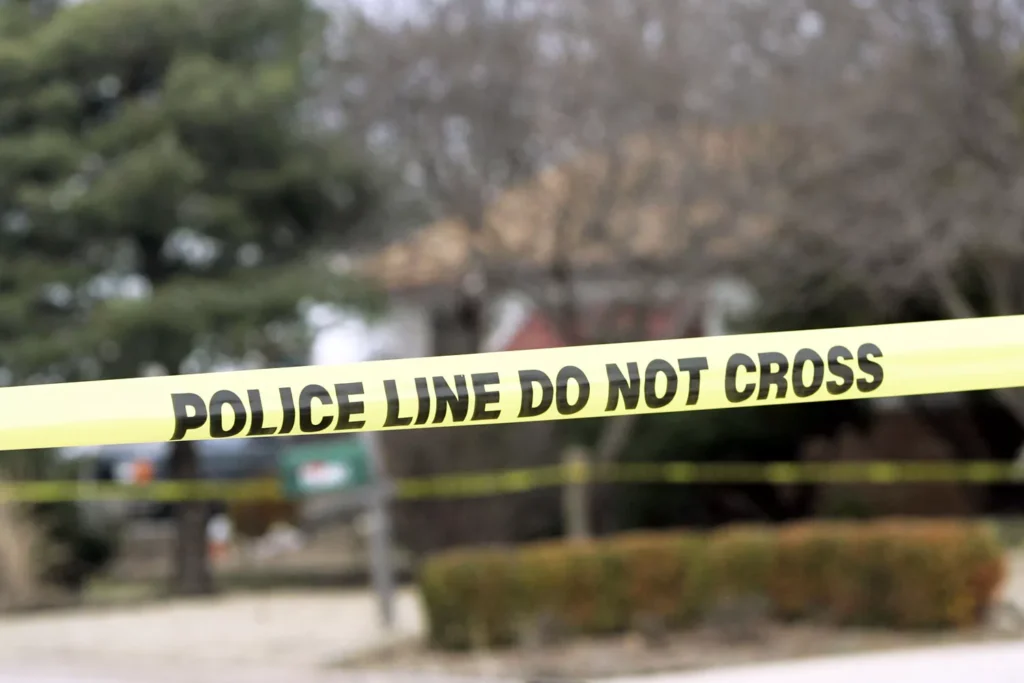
top-left (168, 343), bottom-right (885, 441)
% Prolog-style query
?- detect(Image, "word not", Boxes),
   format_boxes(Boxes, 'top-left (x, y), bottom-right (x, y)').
top-left (604, 357), bottom-right (710, 411)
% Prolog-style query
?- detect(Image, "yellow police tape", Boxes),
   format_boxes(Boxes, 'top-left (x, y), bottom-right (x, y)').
top-left (2, 315), bottom-right (1024, 452)
top-left (4, 460), bottom-right (1024, 503)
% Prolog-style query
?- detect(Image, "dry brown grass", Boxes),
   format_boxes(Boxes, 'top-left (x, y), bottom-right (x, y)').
top-left (0, 497), bottom-right (51, 610)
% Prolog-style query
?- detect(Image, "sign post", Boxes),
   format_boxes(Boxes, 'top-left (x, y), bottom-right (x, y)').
top-left (279, 439), bottom-right (372, 499)
top-left (364, 431), bottom-right (395, 630)
top-left (277, 435), bottom-right (395, 630)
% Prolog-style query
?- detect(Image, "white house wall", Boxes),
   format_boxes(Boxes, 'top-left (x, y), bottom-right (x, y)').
top-left (313, 275), bottom-right (756, 366)
top-left (310, 295), bottom-right (529, 363)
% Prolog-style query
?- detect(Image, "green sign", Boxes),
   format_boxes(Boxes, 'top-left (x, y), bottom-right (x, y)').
top-left (279, 437), bottom-right (372, 499)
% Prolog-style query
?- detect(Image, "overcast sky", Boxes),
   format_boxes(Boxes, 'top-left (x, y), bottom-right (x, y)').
top-left (312, 0), bottom-right (408, 367)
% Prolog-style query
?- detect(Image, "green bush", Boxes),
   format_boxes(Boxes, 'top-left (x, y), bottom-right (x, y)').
top-left (419, 520), bottom-right (1006, 650)
top-left (0, 452), bottom-right (118, 596)
top-left (820, 520), bottom-right (1005, 628)
top-left (420, 547), bottom-right (524, 649)
top-left (769, 522), bottom-right (852, 620)
top-left (604, 531), bottom-right (709, 628)
top-left (227, 499), bottom-right (299, 539)
top-left (705, 524), bottom-right (777, 599)
top-left (32, 501), bottom-right (119, 592)
top-left (516, 540), bottom-right (624, 637)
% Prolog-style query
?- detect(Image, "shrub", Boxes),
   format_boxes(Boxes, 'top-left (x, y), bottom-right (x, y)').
top-left (0, 500), bottom-right (51, 610)
top-left (419, 519), bottom-right (1006, 650)
top-left (227, 499), bottom-right (299, 539)
top-left (0, 453), bottom-right (118, 598)
top-left (603, 531), bottom-right (708, 628)
top-left (825, 519), bottom-right (1005, 629)
top-left (420, 546), bottom-right (525, 649)
top-left (0, 498), bottom-right (118, 609)
top-left (705, 524), bottom-right (777, 601)
top-left (770, 521), bottom-right (853, 620)
top-left (32, 500), bottom-right (119, 593)
top-left (517, 541), bottom-right (624, 637)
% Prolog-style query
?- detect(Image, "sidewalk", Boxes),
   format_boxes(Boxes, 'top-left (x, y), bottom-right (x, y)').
top-left (5, 553), bottom-right (1024, 682)
top-left (0, 664), bottom-right (504, 683)
top-left (0, 588), bottom-right (422, 674)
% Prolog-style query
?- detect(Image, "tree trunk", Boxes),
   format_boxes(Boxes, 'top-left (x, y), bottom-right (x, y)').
top-left (169, 439), bottom-right (214, 596)
top-left (587, 299), bottom-right (705, 534)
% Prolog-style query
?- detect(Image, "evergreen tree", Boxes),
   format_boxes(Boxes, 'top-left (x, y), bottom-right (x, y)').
top-left (0, 0), bottom-right (378, 593)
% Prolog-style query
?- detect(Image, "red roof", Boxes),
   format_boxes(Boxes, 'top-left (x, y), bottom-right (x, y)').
top-left (502, 306), bottom-right (700, 351)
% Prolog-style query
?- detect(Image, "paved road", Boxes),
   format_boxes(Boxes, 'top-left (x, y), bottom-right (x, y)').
top-left (607, 641), bottom-right (1024, 683)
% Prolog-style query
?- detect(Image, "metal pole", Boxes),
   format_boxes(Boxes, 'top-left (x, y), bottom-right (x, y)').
top-left (364, 432), bottom-right (395, 630)
top-left (563, 445), bottom-right (591, 541)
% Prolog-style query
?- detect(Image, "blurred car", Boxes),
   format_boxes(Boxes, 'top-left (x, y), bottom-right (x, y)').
top-left (70, 438), bottom-right (282, 520)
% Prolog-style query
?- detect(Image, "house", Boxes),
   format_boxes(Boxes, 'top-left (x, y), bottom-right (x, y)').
top-left (327, 124), bottom-right (1016, 534)
top-left (344, 125), bottom-right (770, 359)
top-left (339, 120), bottom-right (970, 420)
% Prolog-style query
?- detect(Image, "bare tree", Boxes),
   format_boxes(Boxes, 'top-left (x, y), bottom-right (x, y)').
top-left (325, 0), bottom-right (839, 542)
top-left (325, 0), bottom-right (563, 552)
top-left (321, 0), bottom-right (1024, 540)
top-left (752, 0), bottom-right (1024, 426)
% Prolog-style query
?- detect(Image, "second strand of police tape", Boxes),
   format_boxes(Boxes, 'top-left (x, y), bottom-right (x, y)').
top-left (4, 460), bottom-right (1024, 503)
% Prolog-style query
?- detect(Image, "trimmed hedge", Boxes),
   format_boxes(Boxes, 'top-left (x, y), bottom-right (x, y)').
top-left (419, 520), bottom-right (1005, 650)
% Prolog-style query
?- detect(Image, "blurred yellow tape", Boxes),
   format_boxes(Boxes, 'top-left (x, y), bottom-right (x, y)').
top-left (0, 478), bottom-right (282, 503)
top-left (4, 461), bottom-right (1024, 503)
top-left (396, 461), bottom-right (1024, 498)
top-left (3, 315), bottom-right (1024, 451)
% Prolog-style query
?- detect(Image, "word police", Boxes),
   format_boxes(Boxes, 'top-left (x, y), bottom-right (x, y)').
top-left (171, 383), bottom-right (368, 441)
top-left (168, 343), bottom-right (884, 440)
